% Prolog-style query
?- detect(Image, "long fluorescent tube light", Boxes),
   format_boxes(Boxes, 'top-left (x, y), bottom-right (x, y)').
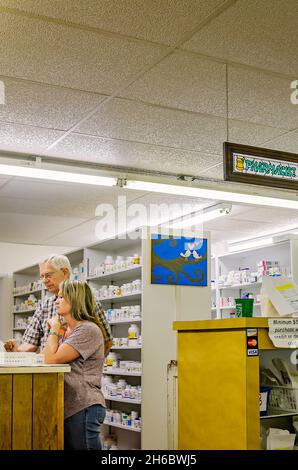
top-left (168, 203), bottom-right (231, 229)
top-left (228, 237), bottom-right (274, 252)
top-left (125, 180), bottom-right (298, 210)
top-left (0, 164), bottom-right (117, 186)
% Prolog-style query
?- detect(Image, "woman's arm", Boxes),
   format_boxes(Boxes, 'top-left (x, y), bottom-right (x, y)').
top-left (44, 314), bottom-right (80, 364)
top-left (44, 339), bottom-right (80, 364)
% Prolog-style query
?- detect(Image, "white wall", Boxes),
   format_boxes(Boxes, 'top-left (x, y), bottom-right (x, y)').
top-left (0, 242), bottom-right (75, 274)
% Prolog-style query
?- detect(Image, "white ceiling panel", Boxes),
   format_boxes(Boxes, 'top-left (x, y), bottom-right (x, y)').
top-left (182, 0), bottom-right (298, 76)
top-left (262, 131), bottom-right (298, 155)
top-left (0, 0), bottom-right (225, 46)
top-left (0, 211), bottom-right (85, 244)
top-left (0, 12), bottom-right (168, 94)
top-left (0, 122), bottom-right (64, 152)
top-left (120, 51), bottom-right (227, 116)
top-left (50, 132), bottom-right (223, 175)
top-left (0, 78), bottom-right (106, 130)
top-left (227, 67), bottom-right (298, 130)
top-left (205, 217), bottom-right (273, 233)
top-left (227, 120), bottom-right (288, 148)
top-left (197, 164), bottom-right (224, 180)
top-left (0, 178), bottom-right (144, 208)
top-left (228, 207), bottom-right (298, 226)
top-left (76, 98), bottom-right (227, 154)
top-left (42, 218), bottom-right (100, 247)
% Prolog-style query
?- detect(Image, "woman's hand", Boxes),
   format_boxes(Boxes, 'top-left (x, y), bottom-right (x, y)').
top-left (47, 314), bottom-right (62, 333)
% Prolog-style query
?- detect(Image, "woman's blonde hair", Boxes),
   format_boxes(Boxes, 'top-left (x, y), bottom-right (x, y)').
top-left (59, 280), bottom-right (102, 329)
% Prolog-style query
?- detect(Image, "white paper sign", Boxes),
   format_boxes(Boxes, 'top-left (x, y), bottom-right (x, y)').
top-left (262, 276), bottom-right (298, 316)
top-left (268, 318), bottom-right (298, 348)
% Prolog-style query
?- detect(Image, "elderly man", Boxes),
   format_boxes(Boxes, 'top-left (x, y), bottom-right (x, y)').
top-left (5, 254), bottom-right (112, 355)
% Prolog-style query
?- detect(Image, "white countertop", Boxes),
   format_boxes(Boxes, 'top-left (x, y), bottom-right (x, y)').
top-left (0, 364), bottom-right (71, 374)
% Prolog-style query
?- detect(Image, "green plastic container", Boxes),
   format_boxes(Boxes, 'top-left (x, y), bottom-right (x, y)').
top-left (235, 298), bottom-right (254, 317)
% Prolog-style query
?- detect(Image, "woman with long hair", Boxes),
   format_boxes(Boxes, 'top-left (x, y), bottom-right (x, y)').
top-left (44, 280), bottom-right (106, 450)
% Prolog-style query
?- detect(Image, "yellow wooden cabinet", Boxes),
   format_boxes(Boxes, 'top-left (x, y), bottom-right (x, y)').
top-left (173, 318), bottom-right (277, 450)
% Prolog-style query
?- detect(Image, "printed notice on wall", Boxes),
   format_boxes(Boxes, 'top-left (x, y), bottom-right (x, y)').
top-left (268, 318), bottom-right (298, 348)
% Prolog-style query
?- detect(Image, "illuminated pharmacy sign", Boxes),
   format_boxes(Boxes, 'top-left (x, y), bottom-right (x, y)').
top-left (224, 142), bottom-right (298, 190)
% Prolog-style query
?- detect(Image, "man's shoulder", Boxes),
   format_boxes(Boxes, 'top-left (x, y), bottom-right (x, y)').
top-left (39, 295), bottom-right (56, 309)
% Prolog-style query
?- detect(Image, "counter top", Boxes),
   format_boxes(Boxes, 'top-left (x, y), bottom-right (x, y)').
top-left (0, 365), bottom-right (71, 374)
top-left (173, 317), bottom-right (273, 331)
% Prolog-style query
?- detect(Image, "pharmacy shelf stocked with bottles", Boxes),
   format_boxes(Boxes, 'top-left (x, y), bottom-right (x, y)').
top-left (211, 238), bottom-right (298, 319)
top-left (85, 234), bottom-right (142, 450)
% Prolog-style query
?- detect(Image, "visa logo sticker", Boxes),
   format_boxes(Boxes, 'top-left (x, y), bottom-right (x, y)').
top-left (248, 349), bottom-right (259, 356)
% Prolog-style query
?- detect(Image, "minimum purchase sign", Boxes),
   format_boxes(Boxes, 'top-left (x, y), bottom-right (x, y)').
top-left (268, 318), bottom-right (298, 348)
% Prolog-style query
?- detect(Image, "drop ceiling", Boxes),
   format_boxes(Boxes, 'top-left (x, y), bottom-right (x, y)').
top-left (0, 0), bottom-right (297, 247)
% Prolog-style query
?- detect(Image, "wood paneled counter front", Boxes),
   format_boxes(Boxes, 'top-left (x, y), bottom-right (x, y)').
top-left (0, 365), bottom-right (71, 450)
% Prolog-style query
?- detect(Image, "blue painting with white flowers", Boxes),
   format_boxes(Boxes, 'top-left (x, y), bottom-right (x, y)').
top-left (151, 235), bottom-right (208, 286)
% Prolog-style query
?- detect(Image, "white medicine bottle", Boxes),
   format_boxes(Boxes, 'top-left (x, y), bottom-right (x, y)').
top-left (128, 323), bottom-right (139, 339)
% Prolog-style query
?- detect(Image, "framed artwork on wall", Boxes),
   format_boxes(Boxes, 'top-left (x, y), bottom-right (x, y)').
top-left (151, 234), bottom-right (208, 286)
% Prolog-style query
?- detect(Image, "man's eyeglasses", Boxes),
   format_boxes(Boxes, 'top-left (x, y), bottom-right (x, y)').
top-left (40, 271), bottom-right (57, 280)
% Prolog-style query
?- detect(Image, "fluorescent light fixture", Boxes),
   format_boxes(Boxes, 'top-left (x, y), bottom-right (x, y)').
top-left (125, 180), bottom-right (298, 210)
top-left (228, 236), bottom-right (274, 252)
top-left (168, 203), bottom-right (232, 229)
top-left (0, 163), bottom-right (117, 186)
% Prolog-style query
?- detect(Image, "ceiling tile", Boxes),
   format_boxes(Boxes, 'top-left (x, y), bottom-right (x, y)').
top-left (227, 120), bottom-right (289, 147)
top-left (0, 211), bottom-right (85, 244)
top-left (120, 52), bottom-right (227, 116)
top-left (50, 132), bottom-right (223, 175)
top-left (261, 130), bottom-right (298, 155)
top-left (0, 11), bottom-right (168, 94)
top-left (0, 179), bottom-right (145, 217)
top-left (197, 164), bottom-right (224, 180)
top-left (229, 207), bottom-right (298, 225)
top-left (205, 217), bottom-right (273, 234)
top-left (0, 78), bottom-right (106, 130)
top-left (42, 218), bottom-right (100, 247)
top-left (0, 0), bottom-right (225, 46)
top-left (75, 98), bottom-right (227, 154)
top-left (182, 0), bottom-right (298, 76)
top-left (228, 67), bottom-right (298, 130)
top-left (0, 122), bottom-right (64, 152)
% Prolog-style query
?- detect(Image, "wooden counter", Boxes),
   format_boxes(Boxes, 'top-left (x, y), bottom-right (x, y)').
top-left (173, 318), bottom-right (278, 450)
top-left (0, 365), bottom-right (70, 450)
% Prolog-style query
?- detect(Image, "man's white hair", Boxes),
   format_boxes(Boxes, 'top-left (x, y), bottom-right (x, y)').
top-left (40, 254), bottom-right (72, 275)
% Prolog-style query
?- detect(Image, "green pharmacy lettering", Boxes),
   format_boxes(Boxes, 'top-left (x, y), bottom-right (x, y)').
top-left (243, 158), bottom-right (296, 179)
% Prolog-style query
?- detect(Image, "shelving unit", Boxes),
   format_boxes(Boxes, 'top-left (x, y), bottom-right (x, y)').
top-left (85, 232), bottom-right (142, 450)
top-left (211, 237), bottom-right (298, 319)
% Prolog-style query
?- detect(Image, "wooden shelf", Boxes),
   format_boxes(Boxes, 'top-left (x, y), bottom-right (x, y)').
top-left (261, 409), bottom-right (298, 419)
top-left (218, 282), bottom-right (262, 290)
top-left (109, 318), bottom-right (142, 325)
top-left (13, 288), bottom-right (43, 298)
top-left (98, 292), bottom-right (141, 303)
top-left (103, 369), bottom-right (141, 377)
top-left (13, 309), bottom-right (36, 314)
top-left (103, 421), bottom-right (141, 432)
top-left (104, 394), bottom-right (141, 405)
top-left (87, 265), bottom-right (141, 283)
